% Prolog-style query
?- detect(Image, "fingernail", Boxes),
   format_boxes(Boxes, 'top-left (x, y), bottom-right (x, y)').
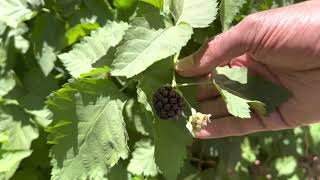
top-left (175, 55), bottom-right (194, 73)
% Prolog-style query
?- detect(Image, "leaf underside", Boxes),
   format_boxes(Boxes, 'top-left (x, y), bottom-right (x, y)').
top-left (212, 66), bottom-right (290, 118)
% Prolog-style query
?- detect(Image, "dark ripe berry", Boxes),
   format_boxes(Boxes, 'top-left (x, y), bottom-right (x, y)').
top-left (152, 86), bottom-right (183, 120)
top-left (155, 101), bottom-right (162, 109)
top-left (161, 90), bottom-right (169, 96)
top-left (156, 93), bottom-right (162, 100)
top-left (169, 91), bottom-right (176, 97)
top-left (172, 104), bottom-right (178, 110)
top-left (164, 104), bottom-right (171, 110)
top-left (170, 98), bottom-right (177, 103)
top-left (162, 98), bottom-right (169, 103)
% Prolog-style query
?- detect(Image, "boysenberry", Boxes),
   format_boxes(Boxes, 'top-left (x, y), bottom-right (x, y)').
top-left (152, 86), bottom-right (183, 119)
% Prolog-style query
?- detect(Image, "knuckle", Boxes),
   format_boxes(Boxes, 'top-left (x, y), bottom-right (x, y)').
top-left (237, 13), bottom-right (268, 52)
top-left (241, 13), bottom-right (265, 28)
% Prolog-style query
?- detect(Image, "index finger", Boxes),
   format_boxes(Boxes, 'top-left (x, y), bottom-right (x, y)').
top-left (175, 21), bottom-right (250, 77)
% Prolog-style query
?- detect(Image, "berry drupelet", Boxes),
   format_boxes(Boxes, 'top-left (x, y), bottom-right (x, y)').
top-left (152, 86), bottom-right (183, 120)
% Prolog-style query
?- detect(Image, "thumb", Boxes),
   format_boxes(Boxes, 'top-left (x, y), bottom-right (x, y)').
top-left (175, 19), bottom-right (252, 77)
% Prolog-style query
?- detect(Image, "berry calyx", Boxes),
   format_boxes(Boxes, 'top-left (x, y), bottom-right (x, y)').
top-left (186, 108), bottom-right (212, 136)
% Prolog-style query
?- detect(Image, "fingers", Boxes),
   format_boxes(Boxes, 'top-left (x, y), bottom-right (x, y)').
top-left (196, 90), bottom-right (293, 139)
top-left (199, 97), bottom-right (229, 118)
top-left (176, 22), bottom-right (249, 77)
top-left (196, 54), bottom-right (281, 101)
top-left (230, 54), bottom-right (280, 84)
top-left (197, 74), bottom-right (219, 101)
top-left (195, 112), bottom-right (291, 139)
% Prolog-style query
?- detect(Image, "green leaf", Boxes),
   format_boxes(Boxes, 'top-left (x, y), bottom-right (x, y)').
top-left (241, 138), bottom-right (256, 163)
top-left (7, 23), bottom-right (29, 54)
top-left (53, 0), bottom-right (82, 17)
top-left (134, 1), bottom-right (166, 29)
top-left (46, 78), bottom-right (128, 180)
top-left (154, 120), bottom-right (192, 180)
top-left (274, 156), bottom-right (297, 176)
top-left (107, 160), bottom-right (128, 180)
top-left (111, 23), bottom-right (193, 78)
top-left (141, 0), bottom-right (163, 9)
top-left (114, 0), bottom-right (137, 9)
top-left (309, 123), bottom-right (320, 150)
top-left (212, 66), bottom-right (290, 118)
top-left (192, 24), bottom-right (217, 44)
top-left (0, 150), bottom-right (32, 180)
top-left (127, 140), bottom-right (158, 177)
top-left (137, 60), bottom-right (192, 180)
top-left (79, 66), bottom-right (111, 78)
top-left (0, 100), bottom-right (39, 180)
top-left (0, 71), bottom-right (16, 97)
top-left (218, 89), bottom-right (251, 118)
top-left (220, 0), bottom-right (246, 31)
top-left (19, 68), bottom-right (58, 110)
top-left (114, 0), bottom-right (138, 21)
top-left (0, 0), bottom-right (41, 28)
top-left (26, 109), bottom-right (52, 128)
top-left (10, 131), bottom-right (51, 180)
top-left (0, 21), bottom-right (6, 36)
top-left (0, 44), bottom-right (7, 74)
top-left (124, 98), bottom-right (153, 136)
top-left (170, 0), bottom-right (218, 27)
top-left (83, 0), bottom-right (114, 26)
top-left (66, 0), bottom-right (114, 28)
top-left (59, 21), bottom-right (129, 78)
top-left (66, 23), bottom-right (99, 45)
top-left (31, 13), bottom-right (67, 76)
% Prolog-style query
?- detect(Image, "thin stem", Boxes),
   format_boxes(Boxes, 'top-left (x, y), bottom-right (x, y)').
top-left (176, 81), bottom-right (212, 88)
top-left (104, 0), bottom-right (114, 11)
top-left (41, 8), bottom-right (50, 12)
top-left (119, 83), bottom-right (130, 92)
top-left (171, 52), bottom-right (196, 112)
top-left (119, 79), bottom-right (135, 92)
top-left (171, 52), bottom-right (180, 88)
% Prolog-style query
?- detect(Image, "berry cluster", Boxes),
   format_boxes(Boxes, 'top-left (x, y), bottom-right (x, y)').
top-left (152, 86), bottom-right (183, 119)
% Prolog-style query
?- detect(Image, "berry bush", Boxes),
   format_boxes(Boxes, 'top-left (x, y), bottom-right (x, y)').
top-left (0, 0), bottom-right (318, 180)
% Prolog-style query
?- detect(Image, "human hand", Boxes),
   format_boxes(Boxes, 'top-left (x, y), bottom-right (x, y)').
top-left (175, 1), bottom-right (320, 139)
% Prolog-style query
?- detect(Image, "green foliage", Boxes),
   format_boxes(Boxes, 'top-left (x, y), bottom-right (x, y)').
top-left (0, 0), bottom-right (41, 28)
top-left (0, 0), bottom-right (317, 180)
top-left (220, 0), bottom-right (247, 31)
top-left (171, 0), bottom-right (218, 28)
top-left (155, 120), bottom-right (193, 180)
top-left (0, 71), bottom-right (16, 97)
top-left (212, 66), bottom-right (289, 118)
top-left (31, 13), bottom-right (66, 76)
top-left (141, 0), bottom-right (163, 9)
top-left (111, 23), bottom-right (193, 78)
top-left (0, 100), bottom-right (39, 179)
top-left (274, 156), bottom-right (297, 176)
top-left (65, 23), bottom-right (99, 45)
top-left (46, 78), bottom-right (128, 179)
top-left (58, 21), bottom-right (129, 78)
top-left (127, 140), bottom-right (158, 176)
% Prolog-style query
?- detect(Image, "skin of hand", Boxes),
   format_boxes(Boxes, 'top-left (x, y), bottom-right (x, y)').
top-left (175, 0), bottom-right (320, 139)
